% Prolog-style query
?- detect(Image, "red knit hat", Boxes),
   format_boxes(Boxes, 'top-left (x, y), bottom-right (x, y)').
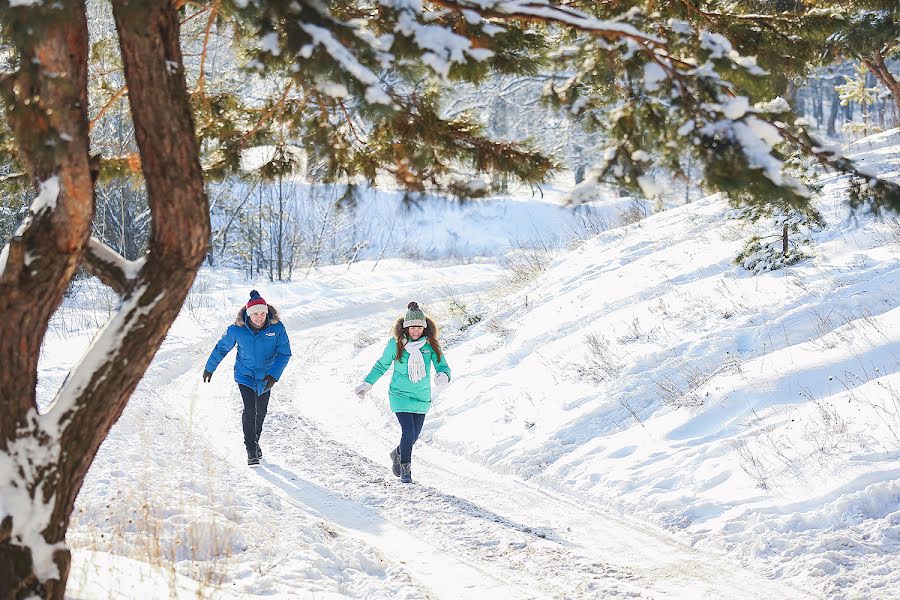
top-left (246, 290), bottom-right (268, 317)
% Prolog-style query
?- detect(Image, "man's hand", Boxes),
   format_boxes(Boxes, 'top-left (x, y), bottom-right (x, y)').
top-left (203, 370), bottom-right (213, 383)
top-left (264, 375), bottom-right (277, 391)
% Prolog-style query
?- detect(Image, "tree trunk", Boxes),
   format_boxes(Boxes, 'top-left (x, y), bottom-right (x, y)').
top-left (0, 3), bottom-right (93, 596)
top-left (0, 2), bottom-right (209, 598)
top-left (783, 223), bottom-right (789, 257)
top-left (863, 52), bottom-right (900, 128)
top-left (277, 176), bottom-right (284, 281)
top-left (827, 78), bottom-right (840, 137)
top-left (812, 79), bottom-right (823, 127)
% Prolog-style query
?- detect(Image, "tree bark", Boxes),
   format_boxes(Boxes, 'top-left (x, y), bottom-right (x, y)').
top-left (863, 52), bottom-right (900, 128)
top-left (0, 1), bottom-right (209, 598)
top-left (0, 2), bottom-right (93, 596)
top-left (827, 78), bottom-right (840, 137)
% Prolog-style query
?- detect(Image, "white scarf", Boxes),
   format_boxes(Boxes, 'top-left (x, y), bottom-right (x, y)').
top-left (404, 337), bottom-right (428, 383)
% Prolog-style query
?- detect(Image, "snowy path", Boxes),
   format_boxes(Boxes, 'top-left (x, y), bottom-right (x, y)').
top-left (179, 264), bottom-right (811, 599)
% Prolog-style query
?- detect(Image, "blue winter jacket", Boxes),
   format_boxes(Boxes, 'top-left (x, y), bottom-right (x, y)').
top-left (205, 306), bottom-right (292, 395)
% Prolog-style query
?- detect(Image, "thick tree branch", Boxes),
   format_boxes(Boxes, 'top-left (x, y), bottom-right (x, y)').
top-left (6, 3), bottom-right (211, 597)
top-left (0, 6), bottom-right (93, 438)
top-left (862, 53), bottom-right (900, 127)
top-left (80, 237), bottom-right (142, 296)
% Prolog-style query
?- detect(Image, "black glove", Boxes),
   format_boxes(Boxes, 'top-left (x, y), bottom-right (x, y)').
top-left (264, 375), bottom-right (277, 391)
top-left (203, 370), bottom-right (212, 382)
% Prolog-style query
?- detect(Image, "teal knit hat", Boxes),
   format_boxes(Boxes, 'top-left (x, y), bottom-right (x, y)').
top-left (403, 301), bottom-right (426, 328)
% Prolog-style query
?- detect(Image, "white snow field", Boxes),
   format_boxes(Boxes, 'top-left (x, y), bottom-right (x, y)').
top-left (38, 131), bottom-right (900, 599)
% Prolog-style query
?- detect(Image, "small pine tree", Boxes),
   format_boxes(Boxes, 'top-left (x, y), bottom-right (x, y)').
top-left (733, 152), bottom-right (826, 273)
top-left (734, 205), bottom-right (826, 273)
top-left (836, 63), bottom-right (884, 137)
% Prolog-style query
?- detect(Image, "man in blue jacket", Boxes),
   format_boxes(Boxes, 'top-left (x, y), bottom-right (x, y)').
top-left (204, 290), bottom-right (292, 465)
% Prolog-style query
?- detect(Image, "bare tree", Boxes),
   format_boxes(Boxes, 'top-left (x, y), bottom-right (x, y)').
top-left (0, 2), bottom-right (208, 597)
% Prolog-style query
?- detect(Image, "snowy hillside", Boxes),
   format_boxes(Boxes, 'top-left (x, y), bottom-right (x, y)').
top-left (384, 131), bottom-right (900, 598)
top-left (38, 131), bottom-right (900, 599)
top-left (207, 178), bottom-right (630, 267)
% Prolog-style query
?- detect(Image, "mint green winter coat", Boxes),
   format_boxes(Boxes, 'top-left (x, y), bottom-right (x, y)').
top-left (364, 336), bottom-right (451, 414)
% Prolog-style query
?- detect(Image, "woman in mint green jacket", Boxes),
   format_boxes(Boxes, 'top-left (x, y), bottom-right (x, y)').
top-left (355, 302), bottom-right (451, 483)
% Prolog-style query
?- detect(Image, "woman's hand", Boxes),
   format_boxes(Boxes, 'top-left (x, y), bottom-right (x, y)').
top-left (434, 371), bottom-right (450, 391)
top-left (203, 370), bottom-right (213, 383)
top-left (354, 382), bottom-right (372, 399)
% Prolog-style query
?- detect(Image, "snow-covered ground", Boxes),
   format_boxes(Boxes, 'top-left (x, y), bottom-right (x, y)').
top-left (38, 130), bottom-right (900, 598)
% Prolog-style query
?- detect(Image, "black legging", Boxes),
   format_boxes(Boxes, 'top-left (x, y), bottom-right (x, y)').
top-left (239, 384), bottom-right (270, 452)
top-left (396, 411), bottom-right (426, 463)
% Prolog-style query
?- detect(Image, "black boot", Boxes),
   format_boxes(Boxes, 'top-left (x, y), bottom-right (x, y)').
top-left (400, 462), bottom-right (412, 484)
top-left (247, 448), bottom-right (260, 466)
top-left (389, 447), bottom-right (401, 477)
top-left (256, 443), bottom-right (263, 460)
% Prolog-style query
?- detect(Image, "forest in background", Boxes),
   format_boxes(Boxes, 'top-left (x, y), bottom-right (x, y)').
top-left (2, 2), bottom-right (898, 281)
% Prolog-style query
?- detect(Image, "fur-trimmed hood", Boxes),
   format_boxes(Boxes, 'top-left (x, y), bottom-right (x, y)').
top-left (206, 304), bottom-right (292, 396)
top-left (235, 304), bottom-right (280, 326)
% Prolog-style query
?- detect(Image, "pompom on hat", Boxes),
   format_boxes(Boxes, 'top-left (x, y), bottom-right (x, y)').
top-left (403, 301), bottom-right (426, 328)
top-left (246, 290), bottom-right (268, 317)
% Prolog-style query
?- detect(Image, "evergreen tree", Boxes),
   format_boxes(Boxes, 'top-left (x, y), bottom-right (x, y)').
top-left (3, 3), bottom-right (900, 597)
top-left (813, 0), bottom-right (900, 126)
top-left (733, 200), bottom-right (826, 273)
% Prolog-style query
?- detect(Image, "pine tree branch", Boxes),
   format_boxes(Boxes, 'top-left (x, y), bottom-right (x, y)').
top-left (861, 53), bottom-right (900, 128)
top-left (430, 0), bottom-right (665, 47)
top-left (778, 124), bottom-right (900, 211)
top-left (89, 84), bottom-right (128, 131)
top-left (338, 99), bottom-right (367, 145)
top-left (240, 80), bottom-right (295, 144)
top-left (195, 0), bottom-right (220, 95)
top-left (182, 4), bottom-right (212, 25)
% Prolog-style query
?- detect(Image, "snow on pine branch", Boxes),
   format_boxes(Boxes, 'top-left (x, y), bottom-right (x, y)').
top-left (394, 9), bottom-right (495, 78)
top-left (418, 0), bottom-right (664, 43)
top-left (299, 22), bottom-right (393, 105)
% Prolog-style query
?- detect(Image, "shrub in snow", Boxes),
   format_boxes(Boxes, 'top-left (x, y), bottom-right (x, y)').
top-left (445, 296), bottom-right (482, 331)
top-left (619, 198), bottom-right (651, 226)
top-left (499, 235), bottom-right (560, 287)
top-left (656, 356), bottom-right (741, 409)
top-left (577, 332), bottom-right (624, 383)
top-left (484, 317), bottom-right (512, 340)
top-left (735, 233), bottom-right (810, 274)
top-left (353, 329), bottom-right (378, 351)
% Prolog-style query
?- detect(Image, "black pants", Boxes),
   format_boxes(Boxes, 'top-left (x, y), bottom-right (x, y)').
top-left (239, 384), bottom-right (270, 453)
top-left (396, 412), bottom-right (426, 463)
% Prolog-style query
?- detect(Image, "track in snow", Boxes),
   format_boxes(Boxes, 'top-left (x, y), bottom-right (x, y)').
top-left (190, 268), bottom-right (811, 599)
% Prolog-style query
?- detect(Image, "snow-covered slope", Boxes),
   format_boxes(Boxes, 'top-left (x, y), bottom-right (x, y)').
top-left (39, 131), bottom-right (900, 598)
top-left (401, 131), bottom-right (900, 598)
